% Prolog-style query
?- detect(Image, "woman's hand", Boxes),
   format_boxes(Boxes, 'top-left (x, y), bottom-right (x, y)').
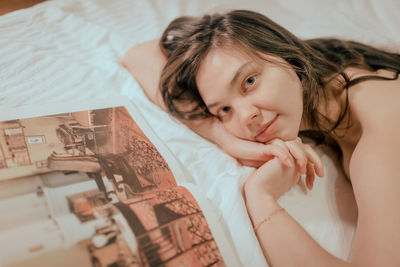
top-left (267, 138), bottom-right (324, 190)
top-left (220, 135), bottom-right (298, 169)
top-left (184, 117), bottom-right (297, 168)
top-left (244, 138), bottom-right (325, 203)
top-left (244, 157), bottom-right (301, 201)
top-left (218, 130), bottom-right (324, 190)
top-left (184, 117), bottom-right (323, 190)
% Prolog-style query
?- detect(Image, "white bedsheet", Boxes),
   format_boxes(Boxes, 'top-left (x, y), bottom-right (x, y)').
top-left (0, 0), bottom-right (399, 266)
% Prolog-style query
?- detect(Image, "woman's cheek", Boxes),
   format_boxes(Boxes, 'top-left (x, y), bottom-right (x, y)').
top-left (224, 121), bottom-right (248, 140)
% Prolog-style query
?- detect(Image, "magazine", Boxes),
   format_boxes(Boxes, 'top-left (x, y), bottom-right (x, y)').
top-left (0, 99), bottom-right (242, 267)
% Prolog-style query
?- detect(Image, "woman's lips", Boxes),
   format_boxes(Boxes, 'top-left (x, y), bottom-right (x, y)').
top-left (255, 115), bottom-right (278, 141)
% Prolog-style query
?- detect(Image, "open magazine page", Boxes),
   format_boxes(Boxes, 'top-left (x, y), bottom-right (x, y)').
top-left (0, 99), bottom-right (241, 267)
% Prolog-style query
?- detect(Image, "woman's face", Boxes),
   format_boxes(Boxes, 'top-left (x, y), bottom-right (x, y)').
top-left (196, 47), bottom-right (304, 143)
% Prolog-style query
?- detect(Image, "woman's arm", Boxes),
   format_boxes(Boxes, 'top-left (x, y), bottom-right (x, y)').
top-left (122, 39), bottom-right (166, 109)
top-left (346, 79), bottom-right (400, 266)
top-left (244, 157), bottom-right (351, 267)
top-left (349, 131), bottom-right (400, 266)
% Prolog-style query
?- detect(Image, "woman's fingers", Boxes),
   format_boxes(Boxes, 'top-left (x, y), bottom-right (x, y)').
top-left (271, 138), bottom-right (324, 178)
top-left (287, 139), bottom-right (324, 178)
top-left (257, 143), bottom-right (294, 168)
top-left (283, 140), bottom-right (308, 174)
top-left (227, 139), bottom-right (294, 168)
top-left (262, 140), bottom-right (294, 168)
top-left (305, 162), bottom-right (315, 190)
top-left (271, 138), bottom-right (308, 174)
top-left (224, 138), bottom-right (285, 165)
top-left (222, 131), bottom-right (324, 177)
top-left (241, 137), bottom-right (323, 191)
top-left (302, 143), bottom-right (324, 177)
top-left (237, 158), bottom-right (266, 168)
top-left (235, 139), bottom-right (294, 167)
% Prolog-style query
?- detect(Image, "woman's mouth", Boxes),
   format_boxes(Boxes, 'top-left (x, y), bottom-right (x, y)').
top-left (254, 115), bottom-right (278, 141)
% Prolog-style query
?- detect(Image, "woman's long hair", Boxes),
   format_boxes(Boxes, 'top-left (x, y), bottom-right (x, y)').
top-left (159, 10), bottom-right (400, 141)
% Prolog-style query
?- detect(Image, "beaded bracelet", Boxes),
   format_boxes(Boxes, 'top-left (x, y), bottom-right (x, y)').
top-left (254, 207), bottom-right (285, 233)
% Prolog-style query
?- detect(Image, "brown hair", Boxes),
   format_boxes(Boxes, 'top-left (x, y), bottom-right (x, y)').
top-left (159, 10), bottom-right (400, 140)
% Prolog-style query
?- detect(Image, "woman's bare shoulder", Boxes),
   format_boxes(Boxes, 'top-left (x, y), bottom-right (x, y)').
top-left (122, 39), bottom-right (167, 109)
top-left (347, 68), bottom-right (400, 130)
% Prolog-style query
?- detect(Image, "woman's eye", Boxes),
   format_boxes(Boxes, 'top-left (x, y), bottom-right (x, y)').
top-left (243, 75), bottom-right (257, 90)
top-left (218, 106), bottom-right (231, 117)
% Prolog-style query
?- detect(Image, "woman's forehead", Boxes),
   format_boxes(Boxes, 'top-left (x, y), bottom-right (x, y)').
top-left (196, 46), bottom-right (281, 85)
top-left (196, 48), bottom-right (247, 87)
top-left (195, 47), bottom-right (262, 105)
top-left (207, 45), bottom-right (255, 63)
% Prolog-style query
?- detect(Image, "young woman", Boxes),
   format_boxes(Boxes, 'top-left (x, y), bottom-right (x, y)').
top-left (123, 10), bottom-right (400, 266)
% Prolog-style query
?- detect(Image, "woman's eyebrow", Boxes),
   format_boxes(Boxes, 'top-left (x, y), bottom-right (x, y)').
top-left (206, 61), bottom-right (253, 110)
top-left (229, 61), bottom-right (252, 88)
top-left (207, 102), bottom-right (220, 111)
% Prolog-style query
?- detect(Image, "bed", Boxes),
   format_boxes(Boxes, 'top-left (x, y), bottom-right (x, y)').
top-left (0, 0), bottom-right (399, 266)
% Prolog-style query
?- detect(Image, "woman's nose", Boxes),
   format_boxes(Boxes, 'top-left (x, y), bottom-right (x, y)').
top-left (237, 104), bottom-right (260, 126)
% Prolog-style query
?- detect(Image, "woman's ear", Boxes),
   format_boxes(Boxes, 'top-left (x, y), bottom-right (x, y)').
top-left (122, 39), bottom-right (167, 109)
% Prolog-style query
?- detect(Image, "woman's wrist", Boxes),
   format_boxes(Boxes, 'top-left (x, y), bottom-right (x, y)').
top-left (245, 193), bottom-right (281, 229)
top-left (244, 168), bottom-right (279, 201)
top-left (245, 191), bottom-right (277, 211)
top-left (211, 120), bottom-right (229, 147)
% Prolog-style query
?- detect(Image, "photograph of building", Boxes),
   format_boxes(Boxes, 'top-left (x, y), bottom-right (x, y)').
top-left (0, 106), bottom-right (225, 267)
